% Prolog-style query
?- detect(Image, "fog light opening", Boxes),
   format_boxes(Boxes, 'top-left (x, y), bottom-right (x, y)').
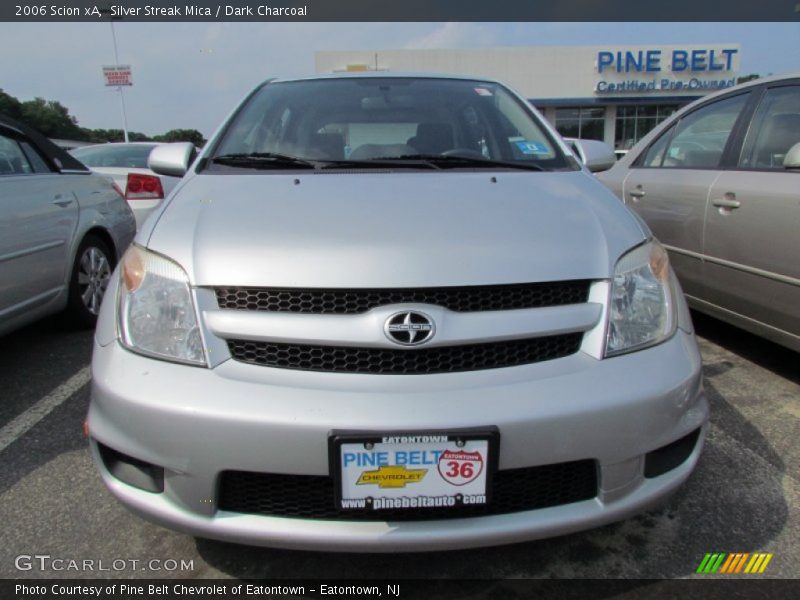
top-left (644, 428), bottom-right (701, 479)
top-left (97, 442), bottom-right (165, 493)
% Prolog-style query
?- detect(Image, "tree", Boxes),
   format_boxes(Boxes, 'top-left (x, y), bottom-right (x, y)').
top-left (1, 88), bottom-right (206, 146)
top-left (19, 97), bottom-right (87, 140)
top-left (0, 89), bottom-right (23, 121)
top-left (80, 128), bottom-right (151, 143)
top-left (153, 128), bottom-right (206, 147)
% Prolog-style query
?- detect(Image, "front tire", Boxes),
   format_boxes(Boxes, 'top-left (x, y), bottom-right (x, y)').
top-left (65, 235), bottom-right (114, 328)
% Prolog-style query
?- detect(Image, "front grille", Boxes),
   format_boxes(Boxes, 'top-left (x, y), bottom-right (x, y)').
top-left (218, 460), bottom-right (598, 521)
top-left (215, 280), bottom-right (590, 314)
top-left (227, 333), bottom-right (582, 374)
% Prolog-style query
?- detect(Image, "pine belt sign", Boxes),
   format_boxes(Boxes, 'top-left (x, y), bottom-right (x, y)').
top-left (102, 65), bottom-right (133, 87)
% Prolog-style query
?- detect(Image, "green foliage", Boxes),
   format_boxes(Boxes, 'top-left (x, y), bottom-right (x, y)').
top-left (1, 89), bottom-right (204, 146)
top-left (153, 128), bottom-right (206, 147)
top-left (82, 128), bottom-right (151, 143)
top-left (14, 97), bottom-right (86, 139)
top-left (0, 89), bottom-right (23, 121)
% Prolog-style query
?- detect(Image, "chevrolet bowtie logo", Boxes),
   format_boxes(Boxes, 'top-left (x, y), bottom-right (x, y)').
top-left (356, 465), bottom-right (428, 488)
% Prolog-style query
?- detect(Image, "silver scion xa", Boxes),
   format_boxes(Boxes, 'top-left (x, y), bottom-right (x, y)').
top-left (89, 74), bottom-right (707, 552)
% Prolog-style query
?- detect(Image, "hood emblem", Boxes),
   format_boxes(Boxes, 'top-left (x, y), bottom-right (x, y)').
top-left (384, 311), bottom-right (435, 346)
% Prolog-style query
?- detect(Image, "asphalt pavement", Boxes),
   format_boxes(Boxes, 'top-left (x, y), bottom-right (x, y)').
top-left (0, 312), bottom-right (797, 580)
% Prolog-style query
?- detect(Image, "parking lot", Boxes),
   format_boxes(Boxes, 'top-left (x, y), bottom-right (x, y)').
top-left (0, 312), bottom-right (797, 580)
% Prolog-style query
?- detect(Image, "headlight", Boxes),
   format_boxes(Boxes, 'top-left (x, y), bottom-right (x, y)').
top-left (118, 245), bottom-right (206, 366)
top-left (605, 240), bottom-right (677, 357)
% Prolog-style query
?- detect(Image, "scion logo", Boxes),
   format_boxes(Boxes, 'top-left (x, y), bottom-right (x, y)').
top-left (384, 311), bottom-right (435, 346)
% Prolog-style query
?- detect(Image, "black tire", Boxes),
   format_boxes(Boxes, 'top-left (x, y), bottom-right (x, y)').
top-left (65, 234), bottom-right (114, 328)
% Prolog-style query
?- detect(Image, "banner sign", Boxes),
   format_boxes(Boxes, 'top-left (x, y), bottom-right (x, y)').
top-left (102, 65), bottom-right (133, 87)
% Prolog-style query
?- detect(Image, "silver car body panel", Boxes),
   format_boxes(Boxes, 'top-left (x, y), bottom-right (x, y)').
top-left (90, 72), bottom-right (707, 550)
top-left (90, 317), bottom-right (706, 551)
top-left (146, 171), bottom-right (646, 288)
top-left (0, 170), bottom-right (136, 336)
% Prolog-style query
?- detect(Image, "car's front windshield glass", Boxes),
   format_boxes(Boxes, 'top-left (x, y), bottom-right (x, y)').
top-left (209, 77), bottom-right (574, 171)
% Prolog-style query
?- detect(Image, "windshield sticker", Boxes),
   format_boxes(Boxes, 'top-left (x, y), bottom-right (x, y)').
top-left (515, 140), bottom-right (549, 155)
top-left (474, 87), bottom-right (493, 96)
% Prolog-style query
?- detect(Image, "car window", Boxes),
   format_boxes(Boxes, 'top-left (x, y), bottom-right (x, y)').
top-left (20, 140), bottom-right (52, 173)
top-left (70, 144), bottom-right (157, 168)
top-left (640, 125), bottom-right (674, 167)
top-left (660, 94), bottom-right (749, 169)
top-left (0, 133), bottom-right (33, 175)
top-left (739, 85), bottom-right (800, 170)
top-left (211, 78), bottom-right (569, 169)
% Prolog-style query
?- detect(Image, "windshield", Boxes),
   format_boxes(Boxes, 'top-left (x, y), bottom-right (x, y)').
top-left (70, 144), bottom-right (157, 168)
top-left (208, 77), bottom-right (574, 171)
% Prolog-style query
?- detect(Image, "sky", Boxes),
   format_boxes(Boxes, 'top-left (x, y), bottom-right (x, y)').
top-left (1, 22), bottom-right (798, 137)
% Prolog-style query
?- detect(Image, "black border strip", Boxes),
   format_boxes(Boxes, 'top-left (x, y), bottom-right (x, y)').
top-left (3, 1), bottom-right (800, 22)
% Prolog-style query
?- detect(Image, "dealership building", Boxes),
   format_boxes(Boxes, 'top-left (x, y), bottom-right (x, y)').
top-left (315, 45), bottom-right (742, 151)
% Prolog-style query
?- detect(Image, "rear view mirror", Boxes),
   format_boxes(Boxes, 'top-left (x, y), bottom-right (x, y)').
top-left (148, 142), bottom-right (196, 178)
top-left (568, 139), bottom-right (617, 173)
top-left (783, 142), bottom-right (800, 169)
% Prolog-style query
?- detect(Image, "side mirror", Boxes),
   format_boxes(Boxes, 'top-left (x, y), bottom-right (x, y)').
top-left (148, 142), bottom-right (196, 178)
top-left (569, 139), bottom-right (617, 173)
top-left (783, 142), bottom-right (800, 169)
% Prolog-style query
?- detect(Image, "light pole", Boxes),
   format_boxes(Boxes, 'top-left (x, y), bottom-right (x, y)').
top-left (109, 19), bottom-right (129, 143)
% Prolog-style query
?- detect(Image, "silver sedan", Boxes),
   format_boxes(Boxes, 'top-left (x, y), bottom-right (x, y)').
top-left (0, 117), bottom-right (136, 336)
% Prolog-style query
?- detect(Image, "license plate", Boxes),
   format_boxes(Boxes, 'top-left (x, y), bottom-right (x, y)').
top-left (330, 428), bottom-right (498, 512)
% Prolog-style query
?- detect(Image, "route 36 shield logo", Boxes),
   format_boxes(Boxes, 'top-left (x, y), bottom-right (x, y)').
top-left (438, 449), bottom-right (484, 486)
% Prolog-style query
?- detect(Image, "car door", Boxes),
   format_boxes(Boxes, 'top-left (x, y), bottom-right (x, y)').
top-left (621, 92), bottom-right (752, 300)
top-left (0, 129), bottom-right (79, 319)
top-left (704, 81), bottom-right (800, 349)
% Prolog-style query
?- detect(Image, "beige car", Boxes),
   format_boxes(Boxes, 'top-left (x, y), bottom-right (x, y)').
top-left (599, 73), bottom-right (800, 352)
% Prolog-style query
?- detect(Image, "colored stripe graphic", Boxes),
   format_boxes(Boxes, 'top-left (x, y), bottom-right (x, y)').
top-left (696, 553), bottom-right (713, 573)
top-left (759, 554), bottom-right (774, 573)
top-left (732, 553), bottom-right (749, 573)
top-left (718, 553), bottom-right (735, 574)
top-left (745, 554), bottom-right (762, 573)
top-left (699, 553), bottom-right (773, 574)
top-left (697, 553), bottom-right (727, 574)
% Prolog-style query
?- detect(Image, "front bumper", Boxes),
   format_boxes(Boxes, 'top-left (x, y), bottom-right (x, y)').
top-left (89, 330), bottom-right (707, 552)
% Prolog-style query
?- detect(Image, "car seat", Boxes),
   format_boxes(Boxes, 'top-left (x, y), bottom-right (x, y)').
top-left (307, 133), bottom-right (345, 161)
top-left (756, 113), bottom-right (800, 168)
top-left (407, 123), bottom-right (454, 155)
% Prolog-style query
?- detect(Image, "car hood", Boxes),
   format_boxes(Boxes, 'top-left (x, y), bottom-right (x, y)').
top-left (143, 171), bottom-right (646, 287)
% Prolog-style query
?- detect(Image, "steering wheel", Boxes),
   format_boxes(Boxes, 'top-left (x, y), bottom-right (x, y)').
top-left (442, 148), bottom-right (486, 159)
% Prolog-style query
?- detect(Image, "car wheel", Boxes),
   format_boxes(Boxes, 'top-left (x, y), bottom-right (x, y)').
top-left (66, 235), bottom-right (114, 328)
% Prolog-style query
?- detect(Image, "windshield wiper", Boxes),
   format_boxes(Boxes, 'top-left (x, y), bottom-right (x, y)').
top-left (212, 152), bottom-right (547, 172)
top-left (212, 153), bottom-right (317, 169)
top-left (318, 158), bottom-right (441, 170)
top-left (389, 154), bottom-right (547, 171)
